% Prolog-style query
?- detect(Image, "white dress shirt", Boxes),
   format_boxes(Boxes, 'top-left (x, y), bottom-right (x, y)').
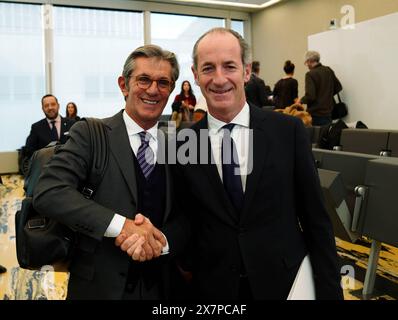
top-left (104, 111), bottom-right (168, 253)
top-left (207, 103), bottom-right (251, 192)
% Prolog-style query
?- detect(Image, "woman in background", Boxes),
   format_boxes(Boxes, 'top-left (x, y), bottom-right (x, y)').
top-left (273, 60), bottom-right (298, 109)
top-left (65, 102), bottom-right (80, 121)
top-left (171, 80), bottom-right (196, 127)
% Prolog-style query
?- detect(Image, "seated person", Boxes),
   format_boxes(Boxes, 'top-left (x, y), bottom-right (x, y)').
top-left (65, 102), bottom-right (81, 121)
top-left (24, 94), bottom-right (76, 159)
top-left (171, 80), bottom-right (196, 128)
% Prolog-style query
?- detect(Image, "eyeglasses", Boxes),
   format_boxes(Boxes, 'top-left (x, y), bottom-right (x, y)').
top-left (133, 76), bottom-right (173, 92)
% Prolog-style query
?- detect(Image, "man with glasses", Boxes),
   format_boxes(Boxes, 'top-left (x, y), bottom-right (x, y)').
top-left (33, 45), bottom-right (189, 299)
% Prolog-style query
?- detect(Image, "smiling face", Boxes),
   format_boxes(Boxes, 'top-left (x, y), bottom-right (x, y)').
top-left (118, 57), bottom-right (173, 130)
top-left (67, 103), bottom-right (76, 116)
top-left (42, 96), bottom-right (59, 120)
top-left (192, 31), bottom-right (251, 123)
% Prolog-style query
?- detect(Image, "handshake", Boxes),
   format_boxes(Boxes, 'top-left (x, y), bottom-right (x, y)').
top-left (115, 213), bottom-right (166, 262)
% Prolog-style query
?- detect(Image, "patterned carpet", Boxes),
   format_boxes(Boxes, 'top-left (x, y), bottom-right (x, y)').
top-left (0, 175), bottom-right (68, 300)
top-left (0, 174), bottom-right (397, 300)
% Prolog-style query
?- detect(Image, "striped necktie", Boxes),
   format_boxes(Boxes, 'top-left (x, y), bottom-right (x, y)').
top-left (137, 131), bottom-right (155, 179)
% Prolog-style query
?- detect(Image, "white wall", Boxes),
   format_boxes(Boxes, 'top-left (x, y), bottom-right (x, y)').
top-left (0, 152), bottom-right (18, 174)
top-left (308, 12), bottom-right (398, 129)
top-left (251, 0), bottom-right (398, 129)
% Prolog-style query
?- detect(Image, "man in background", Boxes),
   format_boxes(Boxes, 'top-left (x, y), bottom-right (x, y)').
top-left (24, 94), bottom-right (75, 158)
top-left (244, 60), bottom-right (273, 108)
top-left (298, 51), bottom-right (342, 126)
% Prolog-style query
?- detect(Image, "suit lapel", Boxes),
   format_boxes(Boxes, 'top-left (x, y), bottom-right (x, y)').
top-left (60, 117), bottom-right (70, 142)
top-left (60, 117), bottom-right (67, 136)
top-left (41, 119), bottom-right (52, 136)
top-left (241, 106), bottom-right (269, 222)
top-left (106, 111), bottom-right (138, 202)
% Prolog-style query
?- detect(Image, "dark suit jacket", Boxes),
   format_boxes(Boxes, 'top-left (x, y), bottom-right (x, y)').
top-left (25, 117), bottom-right (75, 157)
top-left (175, 105), bottom-right (343, 300)
top-left (33, 110), bottom-right (189, 299)
top-left (245, 73), bottom-right (273, 107)
top-left (301, 64), bottom-right (342, 117)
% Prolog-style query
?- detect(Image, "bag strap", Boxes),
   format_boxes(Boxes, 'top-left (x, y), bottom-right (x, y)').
top-left (336, 93), bottom-right (342, 103)
top-left (80, 118), bottom-right (109, 199)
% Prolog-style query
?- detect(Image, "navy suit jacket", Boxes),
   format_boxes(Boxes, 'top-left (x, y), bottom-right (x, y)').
top-left (25, 117), bottom-right (75, 157)
top-left (175, 104), bottom-right (343, 300)
top-left (245, 73), bottom-right (273, 107)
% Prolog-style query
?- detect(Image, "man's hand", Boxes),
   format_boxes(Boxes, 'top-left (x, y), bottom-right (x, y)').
top-left (121, 234), bottom-right (165, 262)
top-left (115, 214), bottom-right (166, 261)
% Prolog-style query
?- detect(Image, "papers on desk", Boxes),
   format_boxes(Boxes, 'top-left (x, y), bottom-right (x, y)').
top-left (287, 254), bottom-right (315, 300)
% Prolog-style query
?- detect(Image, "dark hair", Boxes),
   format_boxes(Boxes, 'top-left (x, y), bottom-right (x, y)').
top-left (251, 61), bottom-right (260, 73)
top-left (283, 60), bottom-right (295, 74)
top-left (66, 102), bottom-right (77, 118)
top-left (41, 94), bottom-right (58, 106)
top-left (179, 80), bottom-right (195, 98)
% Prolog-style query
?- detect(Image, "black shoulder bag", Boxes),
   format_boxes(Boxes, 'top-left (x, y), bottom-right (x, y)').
top-left (15, 118), bottom-right (108, 270)
top-left (332, 93), bottom-right (348, 120)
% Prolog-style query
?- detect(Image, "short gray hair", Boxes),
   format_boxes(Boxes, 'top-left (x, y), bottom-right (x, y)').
top-left (122, 44), bottom-right (180, 90)
top-left (304, 51), bottom-right (320, 63)
top-left (192, 27), bottom-right (251, 70)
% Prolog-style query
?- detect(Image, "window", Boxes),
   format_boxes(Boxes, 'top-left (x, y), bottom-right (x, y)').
top-left (231, 20), bottom-right (245, 36)
top-left (53, 7), bottom-right (144, 119)
top-left (151, 13), bottom-right (224, 114)
top-left (0, 2), bottom-right (45, 151)
top-left (0, 3), bottom-right (248, 153)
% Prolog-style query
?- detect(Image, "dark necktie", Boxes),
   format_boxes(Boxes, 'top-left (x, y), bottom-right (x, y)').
top-left (137, 131), bottom-right (155, 179)
top-left (50, 120), bottom-right (58, 141)
top-left (221, 123), bottom-right (244, 214)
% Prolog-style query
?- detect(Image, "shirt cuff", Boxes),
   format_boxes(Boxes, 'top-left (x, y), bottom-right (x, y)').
top-left (104, 214), bottom-right (126, 237)
top-left (161, 232), bottom-right (169, 255)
